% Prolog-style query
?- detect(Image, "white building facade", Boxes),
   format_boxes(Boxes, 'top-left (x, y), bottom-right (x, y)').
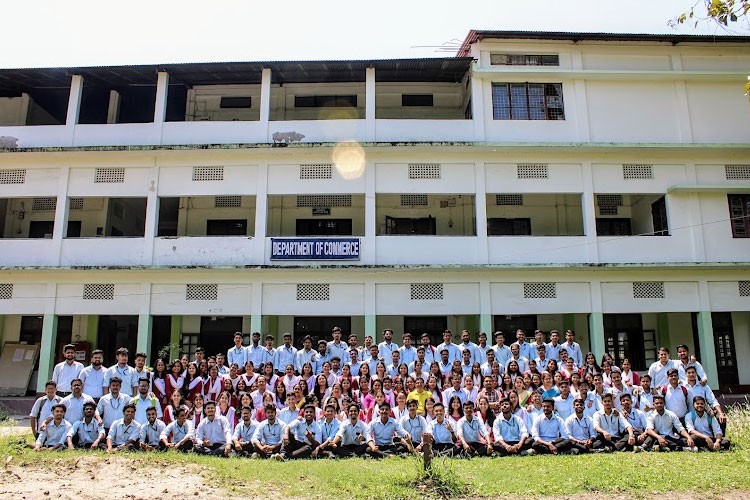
top-left (0, 31), bottom-right (749, 393)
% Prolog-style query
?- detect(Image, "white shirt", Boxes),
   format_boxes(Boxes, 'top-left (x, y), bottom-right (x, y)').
top-left (36, 419), bottom-right (72, 447)
top-left (29, 395), bottom-right (62, 430)
top-left (647, 409), bottom-right (685, 438)
top-left (593, 409), bottom-right (631, 437)
top-left (79, 365), bottom-right (105, 399)
top-left (336, 418), bottom-right (370, 446)
top-left (60, 393), bottom-right (96, 423)
top-left (108, 418), bottom-right (141, 446)
top-left (161, 420), bottom-right (195, 443)
top-left (51, 360), bottom-right (84, 392)
top-left (196, 415), bottom-right (232, 445)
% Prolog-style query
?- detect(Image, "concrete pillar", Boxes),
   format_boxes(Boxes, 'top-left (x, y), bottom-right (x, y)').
top-left (480, 314), bottom-right (492, 337)
top-left (136, 314), bottom-right (153, 355)
top-left (657, 313), bottom-right (670, 349)
top-left (65, 75), bottom-right (84, 126)
top-left (153, 72), bottom-right (169, 123)
top-left (475, 162), bottom-right (488, 262)
top-left (588, 312), bottom-right (605, 359)
top-left (37, 314), bottom-right (58, 393)
top-left (251, 314), bottom-right (263, 334)
top-left (107, 90), bottom-right (121, 124)
top-left (480, 280), bottom-right (492, 334)
top-left (143, 166), bottom-right (159, 263)
top-left (169, 316), bottom-right (181, 360)
top-left (52, 167), bottom-right (70, 265)
top-left (581, 161), bottom-right (599, 263)
top-left (364, 160), bottom-right (376, 263)
top-left (260, 68), bottom-right (271, 137)
top-left (470, 67), bottom-right (485, 141)
top-left (365, 315), bottom-right (377, 341)
top-left (365, 67), bottom-right (376, 140)
top-left (696, 311), bottom-right (719, 385)
top-left (365, 282), bottom-right (376, 341)
top-left (86, 315), bottom-right (99, 346)
top-left (254, 163), bottom-right (268, 263)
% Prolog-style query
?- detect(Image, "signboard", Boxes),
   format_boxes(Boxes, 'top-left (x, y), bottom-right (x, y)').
top-left (271, 237), bottom-right (360, 260)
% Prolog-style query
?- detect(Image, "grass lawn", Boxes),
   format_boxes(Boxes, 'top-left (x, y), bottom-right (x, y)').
top-left (2, 404), bottom-right (749, 499)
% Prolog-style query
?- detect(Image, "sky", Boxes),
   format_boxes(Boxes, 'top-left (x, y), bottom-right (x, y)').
top-left (1, 0), bottom-right (749, 68)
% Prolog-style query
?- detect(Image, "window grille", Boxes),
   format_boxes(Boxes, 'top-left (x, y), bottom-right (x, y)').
top-left (300, 164), bottom-right (333, 179)
top-left (186, 284), bottom-right (218, 301)
top-left (0, 169), bottom-right (26, 184)
top-left (215, 196), bottom-right (242, 208)
top-left (296, 284), bottom-right (330, 300)
top-left (69, 198), bottom-right (84, 210)
top-left (192, 166), bottom-right (224, 181)
top-left (0, 284), bottom-right (12, 300)
top-left (83, 284), bottom-right (115, 300)
top-left (492, 83), bottom-right (565, 120)
top-left (490, 54), bottom-right (559, 66)
top-left (408, 163), bottom-right (441, 179)
top-left (523, 282), bottom-right (556, 298)
top-left (633, 282), bottom-right (664, 299)
top-left (739, 281), bottom-right (750, 297)
top-left (726, 165), bottom-right (750, 180)
top-left (410, 283), bottom-right (444, 300)
top-left (94, 168), bottom-right (125, 183)
top-left (623, 164), bottom-right (653, 179)
top-left (496, 194), bottom-right (523, 205)
top-left (400, 194), bottom-right (429, 206)
top-left (296, 195), bottom-right (352, 207)
top-left (596, 194), bottom-right (623, 206)
top-left (599, 206), bottom-right (618, 216)
top-left (32, 197), bottom-right (56, 211)
top-left (517, 164), bottom-right (548, 179)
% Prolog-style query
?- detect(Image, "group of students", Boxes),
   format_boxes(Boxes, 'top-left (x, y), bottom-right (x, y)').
top-left (30, 327), bottom-right (731, 458)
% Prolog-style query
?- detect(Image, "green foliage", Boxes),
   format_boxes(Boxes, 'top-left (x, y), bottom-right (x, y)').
top-left (408, 455), bottom-right (471, 498)
top-left (673, 0), bottom-right (750, 28)
top-left (156, 343), bottom-right (179, 362)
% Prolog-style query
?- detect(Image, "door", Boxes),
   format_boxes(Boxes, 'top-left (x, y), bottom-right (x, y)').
top-left (293, 317), bottom-right (351, 349)
top-left (28, 221), bottom-right (55, 238)
top-left (404, 316), bottom-right (448, 346)
top-left (712, 312), bottom-right (739, 389)
top-left (97, 315), bottom-right (138, 365)
top-left (200, 316), bottom-right (243, 359)
top-left (603, 313), bottom-right (646, 370)
top-left (150, 316), bottom-right (174, 364)
top-left (651, 196), bottom-right (669, 236)
top-left (493, 315), bottom-right (537, 336)
top-left (385, 216), bottom-right (436, 235)
top-left (206, 219), bottom-right (247, 236)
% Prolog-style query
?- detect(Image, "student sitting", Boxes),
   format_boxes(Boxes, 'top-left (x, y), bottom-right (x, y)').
top-left (685, 396), bottom-right (730, 451)
top-left (160, 407), bottom-right (195, 452)
top-left (106, 403), bottom-right (140, 453)
top-left (67, 402), bottom-right (105, 449)
top-left (33, 404), bottom-right (71, 451)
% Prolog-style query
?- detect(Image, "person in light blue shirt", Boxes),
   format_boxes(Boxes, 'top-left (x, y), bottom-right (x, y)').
top-left (400, 400), bottom-right (428, 452)
top-left (97, 377), bottom-right (131, 431)
top-left (252, 404), bottom-right (285, 459)
top-left (33, 404), bottom-right (71, 451)
top-left (104, 347), bottom-right (138, 397)
top-left (398, 334), bottom-right (418, 367)
top-left (138, 406), bottom-right (166, 451)
top-left (378, 329), bottom-right (399, 361)
top-left (457, 330), bottom-right (481, 365)
top-left (227, 332), bottom-right (248, 369)
top-left (531, 399), bottom-right (572, 455)
top-left (313, 403), bottom-right (340, 458)
top-left (232, 406), bottom-right (258, 457)
top-left (425, 402), bottom-right (460, 456)
top-left (107, 403), bottom-right (140, 452)
top-left (79, 350), bottom-right (106, 400)
top-left (367, 402), bottom-right (410, 457)
top-left (493, 398), bottom-right (533, 456)
top-left (274, 333), bottom-right (298, 376)
top-left (332, 403), bottom-right (371, 457)
top-left (436, 330), bottom-right (461, 364)
top-left (67, 402), bottom-right (105, 449)
top-left (283, 404), bottom-right (320, 459)
top-left (295, 336), bottom-right (319, 373)
top-left (160, 407), bottom-right (194, 452)
top-left (561, 330), bottom-right (584, 368)
top-left (492, 332), bottom-right (512, 367)
top-left (246, 332), bottom-right (264, 368)
top-left (456, 401), bottom-right (492, 456)
top-left (511, 329), bottom-right (537, 361)
top-left (327, 327), bottom-right (351, 365)
top-left (564, 398), bottom-right (598, 454)
top-left (195, 400), bottom-right (232, 456)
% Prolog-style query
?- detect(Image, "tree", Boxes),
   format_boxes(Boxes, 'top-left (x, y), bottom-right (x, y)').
top-left (673, 0), bottom-right (750, 28)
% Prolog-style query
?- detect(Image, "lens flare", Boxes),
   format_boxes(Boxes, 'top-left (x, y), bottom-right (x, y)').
top-left (332, 141), bottom-right (365, 180)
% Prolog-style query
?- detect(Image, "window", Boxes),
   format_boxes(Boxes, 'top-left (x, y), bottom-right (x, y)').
top-left (181, 334), bottom-right (198, 359)
top-left (296, 219), bottom-right (353, 236)
top-left (490, 54), bottom-right (559, 66)
top-left (206, 219), bottom-right (247, 236)
top-left (603, 314), bottom-right (653, 370)
top-left (220, 96), bottom-right (251, 108)
top-left (402, 94), bottom-right (433, 106)
top-left (728, 194), bottom-right (750, 238)
top-left (492, 83), bottom-right (564, 120)
top-left (385, 216), bottom-right (436, 235)
top-left (295, 95), bottom-right (357, 108)
top-left (488, 218), bottom-right (531, 236)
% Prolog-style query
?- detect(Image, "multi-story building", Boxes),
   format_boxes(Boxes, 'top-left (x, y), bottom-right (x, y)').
top-left (0, 30), bottom-right (749, 394)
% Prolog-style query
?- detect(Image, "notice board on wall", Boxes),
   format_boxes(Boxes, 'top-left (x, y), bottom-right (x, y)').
top-left (0, 342), bottom-right (40, 396)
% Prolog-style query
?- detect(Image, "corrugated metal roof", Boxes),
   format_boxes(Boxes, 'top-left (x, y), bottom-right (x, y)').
top-left (0, 58), bottom-right (473, 93)
top-left (457, 30), bottom-right (750, 56)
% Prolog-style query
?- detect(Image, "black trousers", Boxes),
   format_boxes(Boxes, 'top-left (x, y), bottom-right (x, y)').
top-left (284, 437), bottom-right (314, 459)
top-left (692, 436), bottom-right (730, 450)
top-left (463, 441), bottom-right (492, 457)
top-left (194, 442), bottom-right (227, 456)
top-left (493, 439), bottom-right (533, 456)
top-left (334, 444), bottom-right (368, 457)
top-left (367, 443), bottom-right (409, 458)
top-left (593, 433), bottom-right (636, 451)
top-left (432, 442), bottom-right (461, 457)
top-left (642, 434), bottom-right (685, 451)
top-left (531, 437), bottom-right (572, 454)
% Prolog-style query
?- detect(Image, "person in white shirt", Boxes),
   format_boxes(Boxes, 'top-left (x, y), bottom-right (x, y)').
top-left (436, 330), bottom-right (461, 365)
top-left (425, 402), bottom-right (460, 457)
top-left (643, 394), bottom-right (696, 452)
top-left (312, 403), bottom-right (341, 458)
top-left (592, 393), bottom-right (637, 452)
top-left (684, 366), bottom-right (727, 427)
top-left (131, 378), bottom-right (163, 425)
top-left (545, 330), bottom-right (562, 361)
top-left (51, 344), bottom-right (84, 395)
top-left (195, 400), bottom-right (232, 456)
top-left (138, 406), bottom-right (167, 451)
top-left (577, 381), bottom-right (601, 419)
top-left (283, 404), bottom-right (321, 459)
top-left (246, 331), bottom-right (264, 368)
top-left (676, 344), bottom-right (708, 386)
top-left (295, 335), bottom-right (318, 373)
top-left (505, 344), bottom-right (529, 374)
top-left (97, 377), bottom-right (131, 432)
top-left (160, 407), bottom-right (195, 452)
top-left (511, 329), bottom-right (536, 362)
top-left (252, 404), bottom-right (285, 459)
top-left (553, 380), bottom-right (575, 420)
top-left (491, 332), bottom-right (512, 367)
top-left (79, 350), bottom-right (106, 401)
top-left (632, 374), bottom-right (654, 412)
top-left (531, 399), bottom-right (573, 455)
top-left (106, 403), bottom-right (140, 452)
top-left (685, 396), bottom-right (730, 451)
top-left (33, 404), bottom-right (71, 451)
top-left (59, 379), bottom-right (96, 424)
top-left (327, 327), bottom-right (351, 365)
top-left (565, 398), bottom-right (598, 454)
top-left (662, 368), bottom-right (691, 419)
top-left (398, 333), bottom-right (417, 368)
top-left (378, 328), bottom-right (399, 361)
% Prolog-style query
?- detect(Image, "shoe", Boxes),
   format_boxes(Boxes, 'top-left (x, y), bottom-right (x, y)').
top-left (692, 446), bottom-right (699, 452)
top-left (569, 448), bottom-right (580, 455)
top-left (651, 445), bottom-right (660, 452)
top-left (250, 452), bottom-right (259, 459)
top-left (604, 446), bottom-right (614, 453)
top-left (271, 453), bottom-right (283, 461)
top-left (632, 446), bottom-right (641, 453)
top-left (639, 445), bottom-right (648, 452)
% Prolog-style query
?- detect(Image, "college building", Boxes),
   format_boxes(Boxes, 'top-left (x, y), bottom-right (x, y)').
top-left (0, 30), bottom-right (749, 394)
